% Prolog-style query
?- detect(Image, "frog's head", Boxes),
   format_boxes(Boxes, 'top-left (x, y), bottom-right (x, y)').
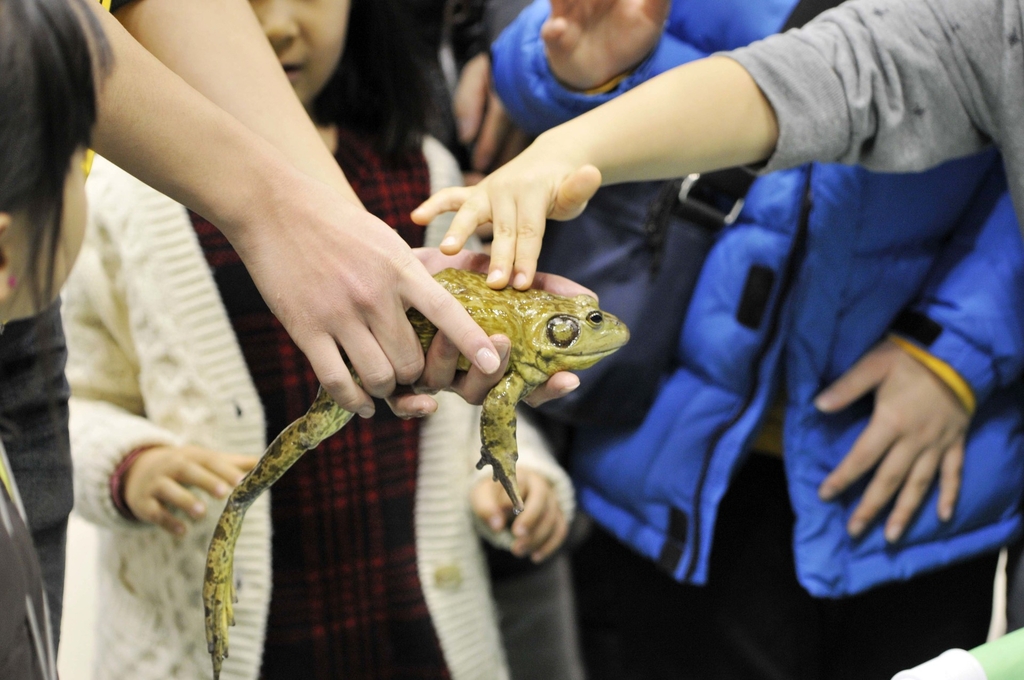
top-left (523, 294), bottom-right (630, 377)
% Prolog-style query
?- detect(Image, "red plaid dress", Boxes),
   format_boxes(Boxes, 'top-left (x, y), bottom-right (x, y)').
top-left (191, 129), bottom-right (450, 680)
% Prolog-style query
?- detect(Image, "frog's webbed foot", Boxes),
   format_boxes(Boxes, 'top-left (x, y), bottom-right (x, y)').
top-left (477, 446), bottom-right (524, 514)
top-left (204, 574), bottom-right (234, 679)
top-left (204, 504), bottom-right (242, 680)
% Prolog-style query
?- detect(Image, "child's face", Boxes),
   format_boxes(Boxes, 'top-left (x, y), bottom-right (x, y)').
top-left (250, 0), bottom-right (352, 111)
top-left (0, 150), bottom-right (87, 321)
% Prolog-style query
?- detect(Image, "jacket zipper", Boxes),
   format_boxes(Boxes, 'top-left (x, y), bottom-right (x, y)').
top-left (682, 169), bottom-right (813, 582)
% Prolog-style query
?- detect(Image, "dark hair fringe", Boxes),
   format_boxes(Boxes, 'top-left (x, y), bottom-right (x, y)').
top-left (0, 0), bottom-right (110, 310)
top-left (311, 0), bottom-right (431, 159)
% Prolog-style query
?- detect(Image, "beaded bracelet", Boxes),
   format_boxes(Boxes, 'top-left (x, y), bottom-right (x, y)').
top-left (109, 445), bottom-right (158, 521)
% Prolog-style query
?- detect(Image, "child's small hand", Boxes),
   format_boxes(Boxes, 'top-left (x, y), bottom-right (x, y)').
top-left (411, 141), bottom-right (602, 291)
top-left (122, 446), bottom-right (257, 536)
top-left (543, 0), bottom-right (671, 92)
top-left (815, 339), bottom-right (970, 543)
top-left (471, 467), bottom-right (568, 562)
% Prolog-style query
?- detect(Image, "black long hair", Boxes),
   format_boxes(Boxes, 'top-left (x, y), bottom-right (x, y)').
top-left (311, 0), bottom-right (431, 158)
top-left (0, 0), bottom-right (109, 308)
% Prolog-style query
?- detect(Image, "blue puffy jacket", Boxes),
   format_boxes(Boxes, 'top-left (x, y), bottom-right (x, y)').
top-left (493, 0), bottom-right (1024, 597)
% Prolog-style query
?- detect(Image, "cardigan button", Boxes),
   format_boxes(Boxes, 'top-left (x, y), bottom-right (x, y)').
top-left (433, 563), bottom-right (462, 590)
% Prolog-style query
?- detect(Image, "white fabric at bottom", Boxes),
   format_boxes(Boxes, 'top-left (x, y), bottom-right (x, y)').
top-left (891, 649), bottom-right (987, 680)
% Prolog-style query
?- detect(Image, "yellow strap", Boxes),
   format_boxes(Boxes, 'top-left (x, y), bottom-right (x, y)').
top-left (582, 71), bottom-right (631, 96)
top-left (84, 1), bottom-right (112, 175)
top-left (0, 456), bottom-right (12, 499)
top-left (750, 395), bottom-right (785, 457)
top-left (889, 334), bottom-right (976, 416)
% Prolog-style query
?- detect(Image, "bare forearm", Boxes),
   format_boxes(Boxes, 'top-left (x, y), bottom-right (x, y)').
top-left (112, 0), bottom-right (360, 205)
top-left (89, 6), bottom-right (307, 243)
top-left (544, 56), bottom-right (778, 184)
top-left (85, 2), bottom-right (505, 420)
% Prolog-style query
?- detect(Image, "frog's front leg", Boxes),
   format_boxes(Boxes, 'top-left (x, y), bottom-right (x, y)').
top-left (478, 371), bottom-right (530, 514)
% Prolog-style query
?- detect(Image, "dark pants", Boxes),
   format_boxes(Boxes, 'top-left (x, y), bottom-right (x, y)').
top-left (573, 455), bottom-right (998, 680)
top-left (0, 301), bottom-right (72, 646)
top-left (490, 552), bottom-right (586, 680)
top-left (1008, 532), bottom-right (1024, 632)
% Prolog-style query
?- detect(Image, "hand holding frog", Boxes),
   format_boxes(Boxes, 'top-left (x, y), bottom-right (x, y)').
top-left (386, 249), bottom-right (595, 418)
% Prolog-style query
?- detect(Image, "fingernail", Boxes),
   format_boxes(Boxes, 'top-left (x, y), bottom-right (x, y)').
top-left (486, 269), bottom-right (504, 286)
top-left (476, 347), bottom-right (501, 374)
top-left (848, 519), bottom-right (865, 537)
top-left (358, 405), bottom-right (375, 419)
top-left (440, 236), bottom-right (457, 249)
top-left (192, 502), bottom-right (206, 517)
top-left (819, 484), bottom-right (837, 501)
top-left (561, 378), bottom-right (580, 395)
top-left (512, 272), bottom-right (528, 289)
top-left (939, 505), bottom-right (953, 522)
top-left (215, 483), bottom-right (229, 498)
top-left (489, 515), bottom-right (503, 531)
top-left (513, 523), bottom-right (527, 538)
top-left (885, 523), bottom-right (903, 543)
top-left (814, 395), bottom-right (832, 411)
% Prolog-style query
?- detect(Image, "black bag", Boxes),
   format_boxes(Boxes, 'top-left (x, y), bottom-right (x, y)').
top-left (534, 170), bottom-right (755, 426)
top-left (533, 0), bottom-right (841, 427)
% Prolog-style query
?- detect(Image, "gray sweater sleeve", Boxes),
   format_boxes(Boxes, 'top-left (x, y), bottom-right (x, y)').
top-left (727, 0), bottom-right (1014, 173)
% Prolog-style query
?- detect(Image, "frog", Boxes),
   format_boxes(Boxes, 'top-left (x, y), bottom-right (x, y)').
top-left (203, 268), bottom-right (630, 678)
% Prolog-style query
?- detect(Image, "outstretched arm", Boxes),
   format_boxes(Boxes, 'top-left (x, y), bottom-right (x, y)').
top-left (416, 0), bottom-right (1006, 289)
top-left (414, 55), bottom-right (777, 289)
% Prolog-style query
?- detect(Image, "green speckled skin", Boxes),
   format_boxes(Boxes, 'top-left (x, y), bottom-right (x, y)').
top-left (204, 269), bottom-right (629, 677)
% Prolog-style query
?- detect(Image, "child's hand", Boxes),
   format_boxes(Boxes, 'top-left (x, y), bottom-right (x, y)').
top-left (411, 141), bottom-right (602, 291)
top-left (122, 446), bottom-right (257, 536)
top-left (471, 467), bottom-right (568, 563)
top-left (543, 0), bottom-right (671, 92)
top-left (815, 339), bottom-right (970, 543)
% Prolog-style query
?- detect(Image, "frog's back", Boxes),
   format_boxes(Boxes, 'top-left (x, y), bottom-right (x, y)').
top-left (432, 269), bottom-right (583, 338)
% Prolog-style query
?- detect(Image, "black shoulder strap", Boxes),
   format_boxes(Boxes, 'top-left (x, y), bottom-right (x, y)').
top-left (650, 0), bottom-right (845, 244)
top-left (783, 0), bottom-right (845, 31)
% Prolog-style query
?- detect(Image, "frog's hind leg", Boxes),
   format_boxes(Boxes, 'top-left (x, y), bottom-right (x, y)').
top-left (478, 372), bottom-right (529, 515)
top-left (204, 386), bottom-right (353, 678)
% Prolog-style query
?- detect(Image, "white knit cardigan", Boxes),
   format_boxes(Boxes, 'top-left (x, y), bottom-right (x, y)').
top-left (65, 141), bottom-right (575, 680)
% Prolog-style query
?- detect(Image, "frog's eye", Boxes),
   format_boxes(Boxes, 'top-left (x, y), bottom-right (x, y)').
top-left (586, 311), bottom-right (604, 326)
top-left (546, 315), bottom-right (581, 348)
